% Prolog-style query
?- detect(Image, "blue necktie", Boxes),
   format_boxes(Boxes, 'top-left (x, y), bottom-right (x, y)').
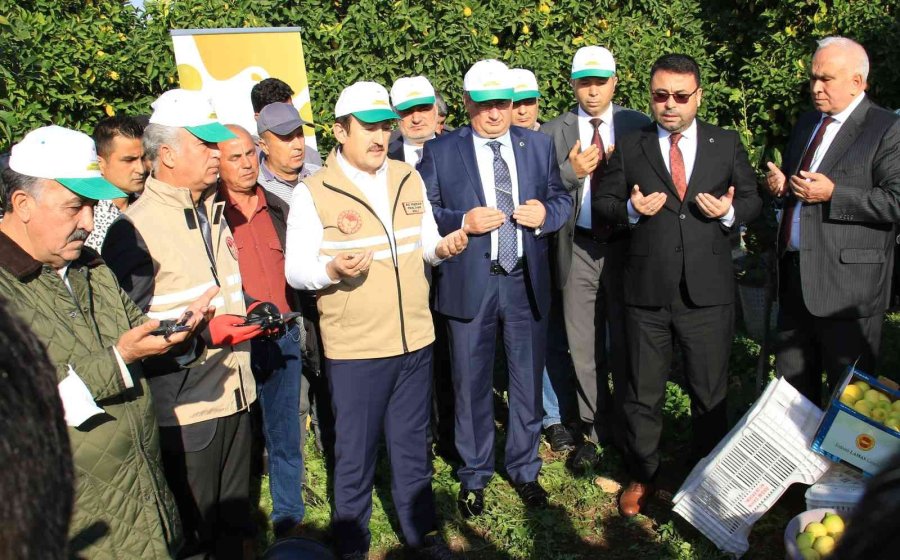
top-left (488, 141), bottom-right (517, 273)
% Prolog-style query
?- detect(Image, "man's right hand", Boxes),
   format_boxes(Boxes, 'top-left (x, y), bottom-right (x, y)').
top-left (569, 140), bottom-right (600, 179)
top-left (630, 185), bottom-right (667, 216)
top-left (463, 207), bottom-right (507, 235)
top-left (116, 320), bottom-right (192, 364)
top-left (765, 161), bottom-right (787, 197)
top-left (326, 250), bottom-right (374, 281)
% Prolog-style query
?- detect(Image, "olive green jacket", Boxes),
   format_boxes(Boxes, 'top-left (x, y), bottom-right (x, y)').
top-left (0, 231), bottom-right (181, 559)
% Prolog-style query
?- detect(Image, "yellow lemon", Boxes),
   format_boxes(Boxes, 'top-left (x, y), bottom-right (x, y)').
top-left (813, 535), bottom-right (835, 556)
top-left (796, 532), bottom-right (815, 549)
top-left (864, 389), bottom-right (883, 404)
top-left (804, 522), bottom-right (828, 538)
top-left (539, 3), bottom-right (551, 14)
top-left (892, 399), bottom-right (900, 412)
top-left (872, 407), bottom-right (888, 422)
top-left (463, 6), bottom-right (472, 17)
top-left (853, 400), bottom-right (873, 417)
top-left (800, 549), bottom-right (822, 560)
top-left (491, 35), bottom-right (499, 45)
top-left (841, 384), bottom-right (863, 403)
top-left (822, 514), bottom-right (844, 535)
top-left (854, 380), bottom-right (871, 393)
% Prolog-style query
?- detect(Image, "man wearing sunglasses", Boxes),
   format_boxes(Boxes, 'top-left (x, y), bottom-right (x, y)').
top-left (765, 37), bottom-right (900, 406)
top-left (593, 54), bottom-right (761, 518)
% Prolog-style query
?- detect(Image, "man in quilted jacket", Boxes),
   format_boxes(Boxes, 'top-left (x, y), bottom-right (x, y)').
top-left (0, 125), bottom-right (216, 559)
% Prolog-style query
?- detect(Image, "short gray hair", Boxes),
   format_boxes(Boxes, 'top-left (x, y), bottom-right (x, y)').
top-left (816, 36), bottom-right (869, 82)
top-left (1, 167), bottom-right (44, 214)
top-left (142, 123), bottom-right (182, 173)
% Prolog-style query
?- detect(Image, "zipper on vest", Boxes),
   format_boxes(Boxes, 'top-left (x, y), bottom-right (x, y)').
top-left (322, 172), bottom-right (413, 354)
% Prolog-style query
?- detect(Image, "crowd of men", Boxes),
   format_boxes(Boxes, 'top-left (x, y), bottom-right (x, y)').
top-left (0, 34), bottom-right (898, 560)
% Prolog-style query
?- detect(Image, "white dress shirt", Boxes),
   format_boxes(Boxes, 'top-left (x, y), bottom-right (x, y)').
top-left (627, 119), bottom-right (735, 226)
top-left (470, 130), bottom-right (525, 260)
top-left (786, 93), bottom-right (866, 251)
top-left (402, 138), bottom-right (431, 166)
top-left (285, 149), bottom-right (444, 291)
top-left (575, 104), bottom-right (615, 229)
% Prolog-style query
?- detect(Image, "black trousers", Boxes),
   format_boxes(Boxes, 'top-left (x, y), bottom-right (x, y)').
top-left (623, 281), bottom-right (733, 483)
top-left (774, 252), bottom-right (883, 406)
top-left (160, 411), bottom-right (253, 560)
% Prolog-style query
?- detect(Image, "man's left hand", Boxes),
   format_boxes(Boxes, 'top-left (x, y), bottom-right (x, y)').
top-left (695, 186), bottom-right (734, 219)
top-left (790, 170), bottom-right (834, 203)
top-left (436, 229), bottom-right (469, 259)
top-left (513, 199), bottom-right (546, 229)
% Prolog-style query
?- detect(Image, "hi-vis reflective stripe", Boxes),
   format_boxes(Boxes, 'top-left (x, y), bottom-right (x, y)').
top-left (146, 296), bottom-right (226, 320)
top-left (373, 240), bottom-right (422, 261)
top-left (230, 292), bottom-right (243, 303)
top-left (149, 281), bottom-right (217, 307)
top-left (225, 274), bottom-right (241, 286)
top-left (320, 226), bottom-right (422, 251)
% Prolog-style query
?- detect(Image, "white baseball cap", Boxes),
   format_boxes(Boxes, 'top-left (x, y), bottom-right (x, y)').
top-left (335, 81), bottom-right (399, 123)
top-left (9, 126), bottom-right (126, 200)
top-left (510, 69), bottom-right (541, 101)
top-left (464, 59), bottom-right (514, 102)
top-left (390, 76), bottom-right (436, 112)
top-left (149, 89), bottom-right (236, 142)
top-left (571, 46), bottom-right (616, 79)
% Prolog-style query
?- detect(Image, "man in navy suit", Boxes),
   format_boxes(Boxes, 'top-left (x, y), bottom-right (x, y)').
top-left (419, 59), bottom-right (572, 517)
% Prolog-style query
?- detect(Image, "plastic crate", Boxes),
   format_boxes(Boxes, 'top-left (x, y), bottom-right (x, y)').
top-left (804, 463), bottom-right (865, 514)
top-left (672, 377), bottom-right (832, 557)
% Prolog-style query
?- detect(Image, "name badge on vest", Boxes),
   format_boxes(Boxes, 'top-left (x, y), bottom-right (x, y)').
top-left (402, 201), bottom-right (424, 215)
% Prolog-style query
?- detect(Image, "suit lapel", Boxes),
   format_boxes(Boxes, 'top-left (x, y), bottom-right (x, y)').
top-left (788, 115), bottom-right (819, 176)
top-left (457, 127), bottom-right (486, 206)
top-left (511, 126), bottom-right (531, 203)
top-left (685, 121), bottom-right (710, 201)
top-left (816, 98), bottom-right (869, 176)
top-left (640, 127), bottom-right (678, 200)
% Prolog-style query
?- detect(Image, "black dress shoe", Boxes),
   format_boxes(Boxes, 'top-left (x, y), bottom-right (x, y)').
top-left (415, 532), bottom-right (458, 559)
top-left (513, 480), bottom-right (548, 508)
top-left (544, 423), bottom-right (576, 452)
top-left (568, 442), bottom-right (601, 473)
top-left (457, 488), bottom-right (484, 518)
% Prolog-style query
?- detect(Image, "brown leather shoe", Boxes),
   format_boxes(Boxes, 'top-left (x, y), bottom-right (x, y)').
top-left (618, 482), bottom-right (655, 517)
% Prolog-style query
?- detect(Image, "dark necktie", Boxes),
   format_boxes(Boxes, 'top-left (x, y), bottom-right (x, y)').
top-left (589, 117), bottom-right (612, 238)
top-left (488, 141), bottom-right (518, 273)
top-left (669, 132), bottom-right (688, 201)
top-left (778, 115), bottom-right (835, 254)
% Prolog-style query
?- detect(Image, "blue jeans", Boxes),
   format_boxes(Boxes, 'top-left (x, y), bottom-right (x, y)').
top-left (251, 323), bottom-right (304, 530)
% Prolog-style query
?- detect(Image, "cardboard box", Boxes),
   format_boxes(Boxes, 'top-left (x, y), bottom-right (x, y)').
top-left (811, 367), bottom-right (900, 476)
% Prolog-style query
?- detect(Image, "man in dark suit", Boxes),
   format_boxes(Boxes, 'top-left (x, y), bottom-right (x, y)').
top-left (420, 59), bottom-right (572, 517)
top-left (388, 75), bottom-right (440, 166)
top-left (765, 37), bottom-right (900, 405)
top-left (594, 54), bottom-right (761, 517)
top-left (540, 46), bottom-right (652, 469)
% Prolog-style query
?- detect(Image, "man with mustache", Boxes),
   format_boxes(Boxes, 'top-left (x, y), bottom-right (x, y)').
top-left (388, 75), bottom-right (440, 166)
top-left (257, 102), bottom-right (321, 206)
top-left (593, 54), bottom-right (761, 517)
top-left (765, 37), bottom-right (900, 406)
top-left (217, 125), bottom-right (307, 538)
top-left (285, 81), bottom-right (467, 559)
top-left (103, 89), bottom-right (264, 559)
top-left (85, 115), bottom-right (147, 251)
top-left (420, 59), bottom-right (572, 517)
top-left (0, 125), bottom-right (216, 558)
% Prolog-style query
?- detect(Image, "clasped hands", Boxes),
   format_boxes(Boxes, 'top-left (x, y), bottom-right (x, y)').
top-left (630, 185), bottom-right (734, 219)
top-left (569, 140), bottom-right (616, 178)
top-left (463, 200), bottom-right (546, 235)
top-left (765, 161), bottom-right (834, 203)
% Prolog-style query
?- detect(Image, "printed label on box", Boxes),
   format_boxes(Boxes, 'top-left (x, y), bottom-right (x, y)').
top-left (819, 409), bottom-right (900, 474)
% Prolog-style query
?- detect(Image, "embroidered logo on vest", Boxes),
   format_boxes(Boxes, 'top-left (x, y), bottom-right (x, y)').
top-left (226, 236), bottom-right (239, 261)
top-left (337, 210), bottom-right (362, 234)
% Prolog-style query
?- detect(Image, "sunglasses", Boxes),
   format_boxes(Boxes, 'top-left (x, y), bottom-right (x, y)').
top-left (651, 87), bottom-right (700, 104)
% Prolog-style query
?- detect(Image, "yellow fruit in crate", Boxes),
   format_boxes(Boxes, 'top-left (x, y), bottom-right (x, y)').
top-left (841, 384), bottom-right (863, 403)
top-left (854, 380), bottom-right (871, 393)
top-left (852, 400), bottom-right (873, 417)
top-left (805, 521), bottom-right (828, 538)
top-left (872, 407), bottom-right (888, 422)
top-left (876, 400), bottom-right (892, 411)
top-left (813, 535), bottom-right (836, 556)
top-left (800, 549), bottom-right (822, 560)
top-left (864, 389), bottom-right (883, 404)
top-left (839, 393), bottom-right (858, 406)
top-left (822, 513), bottom-right (845, 535)
top-left (796, 531), bottom-right (815, 549)
top-left (886, 416), bottom-right (900, 432)
top-left (892, 400), bottom-right (900, 412)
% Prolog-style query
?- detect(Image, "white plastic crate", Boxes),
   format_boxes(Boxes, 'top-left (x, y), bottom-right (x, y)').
top-left (672, 377), bottom-right (832, 557)
top-left (804, 463), bottom-right (865, 513)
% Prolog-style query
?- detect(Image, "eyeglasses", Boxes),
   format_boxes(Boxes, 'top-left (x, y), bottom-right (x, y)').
top-left (651, 88), bottom-right (700, 104)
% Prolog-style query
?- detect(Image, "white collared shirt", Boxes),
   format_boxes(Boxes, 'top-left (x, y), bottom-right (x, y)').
top-left (787, 93), bottom-right (866, 251)
top-left (471, 129), bottom-right (524, 260)
top-left (576, 104), bottom-right (615, 229)
top-left (285, 150), bottom-right (444, 291)
top-left (402, 138), bottom-right (431, 167)
top-left (627, 119), bottom-right (734, 226)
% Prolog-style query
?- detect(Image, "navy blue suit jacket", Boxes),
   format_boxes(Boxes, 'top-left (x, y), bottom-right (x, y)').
top-left (419, 125), bottom-right (572, 320)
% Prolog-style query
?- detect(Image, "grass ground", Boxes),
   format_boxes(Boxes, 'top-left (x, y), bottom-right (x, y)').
top-left (253, 313), bottom-right (900, 559)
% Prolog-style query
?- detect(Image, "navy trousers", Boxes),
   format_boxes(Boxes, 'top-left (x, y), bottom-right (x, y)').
top-left (326, 345), bottom-right (437, 555)
top-left (445, 266), bottom-right (546, 490)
